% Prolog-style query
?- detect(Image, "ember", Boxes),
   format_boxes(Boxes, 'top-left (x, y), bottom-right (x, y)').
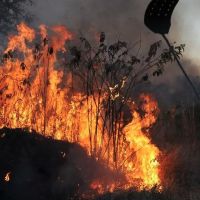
top-left (4, 172), bottom-right (11, 182)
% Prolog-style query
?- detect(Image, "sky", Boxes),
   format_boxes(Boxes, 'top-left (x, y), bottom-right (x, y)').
top-left (173, 0), bottom-right (200, 65)
top-left (29, 0), bottom-right (200, 103)
top-left (30, 0), bottom-right (200, 66)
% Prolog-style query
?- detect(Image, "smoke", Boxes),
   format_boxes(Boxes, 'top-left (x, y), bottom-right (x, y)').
top-left (30, 0), bottom-right (200, 51)
top-left (28, 0), bottom-right (200, 104)
top-left (172, 0), bottom-right (200, 65)
top-left (30, 0), bottom-right (152, 42)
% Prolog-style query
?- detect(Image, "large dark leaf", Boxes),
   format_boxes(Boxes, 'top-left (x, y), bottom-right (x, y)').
top-left (144, 0), bottom-right (179, 34)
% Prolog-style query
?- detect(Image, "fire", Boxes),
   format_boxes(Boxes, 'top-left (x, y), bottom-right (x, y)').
top-left (90, 180), bottom-right (116, 194)
top-left (123, 95), bottom-right (160, 189)
top-left (0, 23), bottom-right (161, 193)
top-left (4, 172), bottom-right (11, 182)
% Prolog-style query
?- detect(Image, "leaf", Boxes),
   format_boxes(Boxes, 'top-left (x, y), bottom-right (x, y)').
top-left (20, 62), bottom-right (26, 70)
top-left (69, 46), bottom-right (81, 67)
top-left (142, 74), bottom-right (149, 81)
top-left (100, 32), bottom-right (105, 43)
top-left (23, 79), bottom-right (31, 86)
top-left (43, 38), bottom-right (48, 46)
top-left (145, 40), bottom-right (162, 62)
top-left (48, 47), bottom-right (54, 55)
top-left (153, 69), bottom-right (163, 77)
top-left (80, 37), bottom-right (91, 51)
top-left (129, 56), bottom-right (140, 65)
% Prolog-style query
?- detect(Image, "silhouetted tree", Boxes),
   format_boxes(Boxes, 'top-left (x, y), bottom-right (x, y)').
top-left (65, 33), bottom-right (185, 159)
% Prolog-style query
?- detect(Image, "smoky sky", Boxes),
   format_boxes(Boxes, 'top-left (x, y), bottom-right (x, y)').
top-left (31, 0), bottom-right (154, 42)
top-left (29, 0), bottom-right (200, 104)
top-left (30, 0), bottom-right (200, 53)
top-left (30, 0), bottom-right (200, 65)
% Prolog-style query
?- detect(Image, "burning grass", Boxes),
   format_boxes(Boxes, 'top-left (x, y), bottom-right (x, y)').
top-left (0, 23), bottom-right (185, 195)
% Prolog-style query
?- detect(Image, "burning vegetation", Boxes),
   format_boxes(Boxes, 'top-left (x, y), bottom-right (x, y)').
top-left (0, 23), bottom-right (185, 195)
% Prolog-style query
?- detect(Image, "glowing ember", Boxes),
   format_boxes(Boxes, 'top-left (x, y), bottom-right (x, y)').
top-left (4, 172), bottom-right (11, 182)
top-left (90, 180), bottom-right (116, 194)
top-left (0, 23), bottom-right (162, 193)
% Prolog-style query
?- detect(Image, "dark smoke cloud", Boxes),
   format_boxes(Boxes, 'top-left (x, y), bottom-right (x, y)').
top-left (29, 0), bottom-right (199, 60)
top-left (31, 0), bottom-right (154, 42)
top-left (28, 0), bottom-right (200, 104)
top-left (30, 0), bottom-right (200, 48)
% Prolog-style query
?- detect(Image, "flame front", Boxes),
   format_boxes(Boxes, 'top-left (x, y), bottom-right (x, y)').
top-left (123, 95), bottom-right (161, 189)
top-left (0, 23), bottom-right (161, 192)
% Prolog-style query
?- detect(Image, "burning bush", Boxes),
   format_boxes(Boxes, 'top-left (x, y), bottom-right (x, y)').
top-left (0, 23), bottom-right (185, 193)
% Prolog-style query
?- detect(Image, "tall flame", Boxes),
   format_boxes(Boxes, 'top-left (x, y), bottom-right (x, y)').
top-left (0, 23), bottom-right (161, 192)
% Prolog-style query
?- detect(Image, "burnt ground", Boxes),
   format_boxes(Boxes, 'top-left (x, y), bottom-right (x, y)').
top-left (0, 127), bottom-right (200, 200)
top-left (0, 128), bottom-right (119, 200)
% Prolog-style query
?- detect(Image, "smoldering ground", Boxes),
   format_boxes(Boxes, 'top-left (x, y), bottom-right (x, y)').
top-left (0, 128), bottom-right (125, 200)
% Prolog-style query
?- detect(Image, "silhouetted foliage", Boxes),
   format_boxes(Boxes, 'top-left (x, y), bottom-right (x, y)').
top-left (66, 33), bottom-right (185, 97)
top-left (63, 33), bottom-right (185, 161)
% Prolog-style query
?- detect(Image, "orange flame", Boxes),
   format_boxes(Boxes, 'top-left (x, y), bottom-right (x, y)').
top-left (5, 172), bottom-right (11, 182)
top-left (0, 23), bottom-right (161, 193)
top-left (122, 94), bottom-right (161, 190)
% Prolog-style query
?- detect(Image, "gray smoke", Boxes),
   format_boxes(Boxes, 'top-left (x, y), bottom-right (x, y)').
top-left (30, 0), bottom-right (200, 53)
top-left (28, 0), bottom-right (200, 104)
